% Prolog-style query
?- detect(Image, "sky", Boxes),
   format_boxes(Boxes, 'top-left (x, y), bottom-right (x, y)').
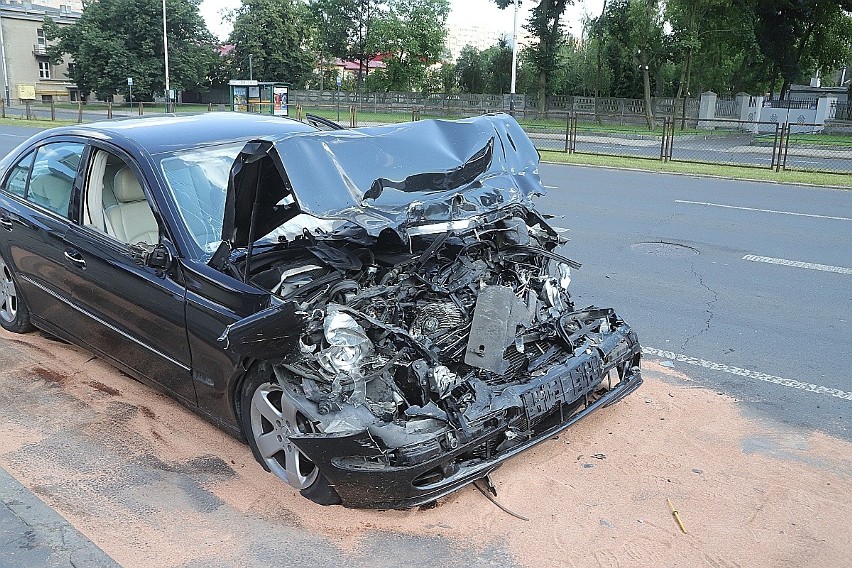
top-left (199, 0), bottom-right (607, 44)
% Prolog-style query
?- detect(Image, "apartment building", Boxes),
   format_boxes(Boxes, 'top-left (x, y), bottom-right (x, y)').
top-left (0, 1), bottom-right (82, 103)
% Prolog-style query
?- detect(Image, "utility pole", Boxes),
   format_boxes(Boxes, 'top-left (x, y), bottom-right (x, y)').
top-left (162, 0), bottom-right (170, 112)
top-left (249, 54), bottom-right (253, 80)
top-left (510, 0), bottom-right (520, 114)
top-left (0, 13), bottom-right (10, 106)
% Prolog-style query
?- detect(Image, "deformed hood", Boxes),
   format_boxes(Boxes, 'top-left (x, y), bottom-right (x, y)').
top-left (223, 113), bottom-right (544, 247)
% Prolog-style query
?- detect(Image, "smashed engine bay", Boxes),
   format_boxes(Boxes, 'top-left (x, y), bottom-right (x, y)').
top-left (215, 114), bottom-right (641, 508)
top-left (222, 204), bottom-right (641, 508)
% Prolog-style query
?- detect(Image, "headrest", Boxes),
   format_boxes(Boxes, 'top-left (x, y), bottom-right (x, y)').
top-left (113, 167), bottom-right (146, 203)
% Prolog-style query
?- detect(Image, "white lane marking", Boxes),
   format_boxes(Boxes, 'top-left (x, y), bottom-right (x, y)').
top-left (675, 199), bottom-right (852, 222)
top-left (743, 254), bottom-right (852, 275)
top-left (543, 185), bottom-right (558, 189)
top-left (644, 347), bottom-right (852, 401)
top-left (552, 227), bottom-right (570, 233)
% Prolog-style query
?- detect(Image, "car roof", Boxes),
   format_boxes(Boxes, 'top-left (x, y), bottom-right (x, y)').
top-left (40, 113), bottom-right (316, 155)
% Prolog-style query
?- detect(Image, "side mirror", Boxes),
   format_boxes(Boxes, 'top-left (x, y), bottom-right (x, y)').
top-left (129, 242), bottom-right (172, 271)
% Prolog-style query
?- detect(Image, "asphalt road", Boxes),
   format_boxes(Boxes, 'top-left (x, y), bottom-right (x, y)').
top-left (536, 163), bottom-right (851, 440)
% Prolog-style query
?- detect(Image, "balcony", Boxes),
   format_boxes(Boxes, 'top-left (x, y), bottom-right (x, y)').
top-left (33, 44), bottom-right (48, 56)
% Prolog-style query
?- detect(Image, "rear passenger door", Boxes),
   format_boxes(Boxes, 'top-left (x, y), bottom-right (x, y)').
top-left (0, 140), bottom-right (87, 333)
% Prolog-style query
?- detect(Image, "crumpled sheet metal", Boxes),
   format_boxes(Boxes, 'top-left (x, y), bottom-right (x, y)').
top-left (271, 114), bottom-right (544, 237)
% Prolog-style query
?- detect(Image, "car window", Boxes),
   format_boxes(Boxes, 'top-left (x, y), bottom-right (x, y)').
top-left (4, 151), bottom-right (35, 198)
top-left (84, 149), bottom-right (160, 245)
top-left (27, 142), bottom-right (85, 217)
top-left (159, 144), bottom-right (243, 254)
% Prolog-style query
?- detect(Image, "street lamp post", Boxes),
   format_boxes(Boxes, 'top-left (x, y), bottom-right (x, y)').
top-left (336, 72), bottom-right (342, 121)
top-left (162, 0), bottom-right (170, 112)
top-left (249, 54), bottom-right (253, 81)
top-left (510, 0), bottom-right (520, 114)
top-left (0, 13), bottom-right (10, 106)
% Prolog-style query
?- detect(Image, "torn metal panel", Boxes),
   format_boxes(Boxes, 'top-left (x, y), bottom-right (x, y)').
top-left (217, 300), bottom-right (305, 361)
top-left (464, 285), bottom-right (532, 374)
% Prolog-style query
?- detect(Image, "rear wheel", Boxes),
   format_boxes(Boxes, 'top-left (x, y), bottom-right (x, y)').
top-left (0, 255), bottom-right (34, 333)
top-left (240, 367), bottom-right (341, 505)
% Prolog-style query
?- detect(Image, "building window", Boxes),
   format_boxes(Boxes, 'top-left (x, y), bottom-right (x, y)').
top-left (66, 62), bottom-right (76, 77)
top-left (38, 60), bottom-right (51, 79)
top-left (36, 29), bottom-right (46, 48)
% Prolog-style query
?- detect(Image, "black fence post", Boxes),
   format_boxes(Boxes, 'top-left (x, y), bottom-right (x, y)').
top-left (107, 100), bottom-right (113, 119)
top-left (25, 101), bottom-right (31, 120)
top-left (569, 114), bottom-right (577, 154)
top-left (780, 122), bottom-right (792, 171)
top-left (665, 118), bottom-right (674, 161)
top-left (50, 100), bottom-right (55, 121)
top-left (564, 113), bottom-right (571, 153)
top-left (770, 123), bottom-right (781, 171)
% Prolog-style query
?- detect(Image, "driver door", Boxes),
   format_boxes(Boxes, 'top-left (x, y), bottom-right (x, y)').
top-left (62, 145), bottom-right (196, 405)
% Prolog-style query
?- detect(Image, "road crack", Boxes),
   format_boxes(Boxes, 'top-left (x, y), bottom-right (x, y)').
top-left (681, 260), bottom-right (718, 352)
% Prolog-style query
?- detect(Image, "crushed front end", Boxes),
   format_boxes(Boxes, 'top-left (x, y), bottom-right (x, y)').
top-left (224, 204), bottom-right (641, 508)
top-left (216, 114), bottom-right (641, 507)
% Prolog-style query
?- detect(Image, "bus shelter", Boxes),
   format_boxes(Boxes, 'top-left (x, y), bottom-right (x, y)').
top-left (229, 80), bottom-right (289, 116)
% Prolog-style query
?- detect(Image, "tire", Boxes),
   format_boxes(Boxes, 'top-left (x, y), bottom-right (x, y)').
top-left (0, 254), bottom-right (35, 333)
top-left (240, 366), bottom-right (341, 506)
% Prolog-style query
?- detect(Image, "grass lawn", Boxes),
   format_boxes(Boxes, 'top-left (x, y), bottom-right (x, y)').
top-left (783, 133), bottom-right (852, 147)
top-left (539, 151), bottom-right (852, 189)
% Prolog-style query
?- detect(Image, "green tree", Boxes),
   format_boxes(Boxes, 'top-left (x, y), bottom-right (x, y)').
top-left (494, 0), bottom-right (573, 110)
top-left (306, 0), bottom-right (386, 88)
top-left (371, 0), bottom-right (450, 91)
top-left (482, 38), bottom-right (513, 94)
top-left (45, 0), bottom-right (216, 101)
top-left (229, 0), bottom-right (315, 85)
top-left (754, 0), bottom-right (852, 98)
top-left (456, 45), bottom-right (486, 93)
top-left (438, 62), bottom-right (456, 93)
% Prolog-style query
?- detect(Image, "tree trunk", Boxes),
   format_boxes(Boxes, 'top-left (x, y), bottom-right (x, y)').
top-left (780, 78), bottom-right (790, 101)
top-left (594, 0), bottom-right (607, 125)
top-left (538, 1), bottom-right (550, 114)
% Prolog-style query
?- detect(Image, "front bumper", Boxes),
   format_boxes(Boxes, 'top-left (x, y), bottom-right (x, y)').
top-left (292, 327), bottom-right (642, 509)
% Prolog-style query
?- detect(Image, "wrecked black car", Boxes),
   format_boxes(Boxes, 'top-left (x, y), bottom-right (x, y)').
top-left (0, 112), bottom-right (641, 508)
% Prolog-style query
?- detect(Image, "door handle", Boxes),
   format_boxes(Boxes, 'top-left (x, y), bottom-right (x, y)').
top-left (64, 250), bottom-right (86, 269)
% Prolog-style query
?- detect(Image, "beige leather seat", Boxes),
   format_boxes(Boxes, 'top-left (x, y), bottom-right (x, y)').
top-left (104, 167), bottom-right (158, 244)
top-left (29, 174), bottom-right (72, 215)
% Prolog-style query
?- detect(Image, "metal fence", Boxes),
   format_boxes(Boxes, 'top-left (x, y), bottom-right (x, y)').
top-left (529, 113), bottom-right (852, 174)
top-left (2, 99), bottom-right (850, 175)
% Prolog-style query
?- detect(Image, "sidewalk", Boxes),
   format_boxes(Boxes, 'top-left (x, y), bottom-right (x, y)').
top-left (0, 466), bottom-right (118, 567)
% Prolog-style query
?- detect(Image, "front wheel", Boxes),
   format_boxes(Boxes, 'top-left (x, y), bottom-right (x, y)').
top-left (240, 367), bottom-right (341, 505)
top-left (0, 255), bottom-right (34, 333)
